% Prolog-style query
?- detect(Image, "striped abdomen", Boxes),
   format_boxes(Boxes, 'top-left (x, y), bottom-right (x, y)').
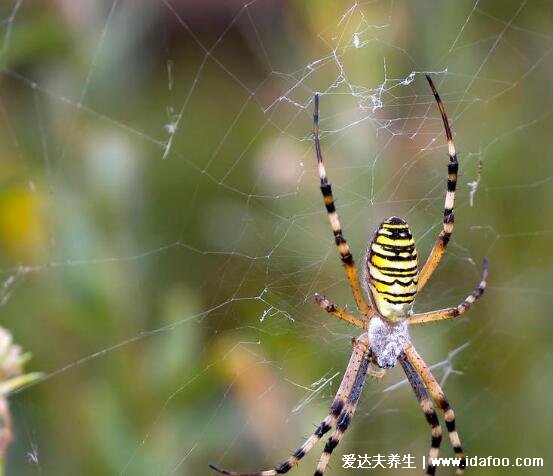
top-left (366, 217), bottom-right (418, 320)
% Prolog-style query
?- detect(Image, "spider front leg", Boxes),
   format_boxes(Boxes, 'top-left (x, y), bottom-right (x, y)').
top-left (399, 353), bottom-right (442, 476)
top-left (209, 337), bottom-right (371, 476)
top-left (313, 94), bottom-right (374, 320)
top-left (404, 344), bottom-right (466, 475)
top-left (409, 258), bottom-right (488, 326)
top-left (313, 350), bottom-right (370, 476)
top-left (418, 75), bottom-right (459, 292)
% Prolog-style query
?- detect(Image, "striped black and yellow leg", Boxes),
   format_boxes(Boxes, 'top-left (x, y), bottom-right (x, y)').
top-left (404, 345), bottom-right (466, 476)
top-left (313, 350), bottom-right (370, 476)
top-left (209, 337), bottom-right (370, 476)
top-left (399, 353), bottom-right (442, 476)
top-left (314, 293), bottom-right (366, 330)
top-left (418, 75), bottom-right (459, 292)
top-left (410, 258), bottom-right (488, 325)
top-left (208, 404), bottom-right (339, 476)
top-left (314, 94), bottom-right (374, 319)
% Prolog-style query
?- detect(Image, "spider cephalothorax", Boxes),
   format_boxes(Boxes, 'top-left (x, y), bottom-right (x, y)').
top-left (367, 315), bottom-right (410, 368)
top-left (210, 75), bottom-right (489, 476)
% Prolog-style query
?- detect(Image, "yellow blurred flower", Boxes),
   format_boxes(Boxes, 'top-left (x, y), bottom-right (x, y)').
top-left (0, 185), bottom-right (47, 262)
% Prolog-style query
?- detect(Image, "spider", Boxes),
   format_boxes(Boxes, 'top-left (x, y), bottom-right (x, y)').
top-left (209, 75), bottom-right (488, 476)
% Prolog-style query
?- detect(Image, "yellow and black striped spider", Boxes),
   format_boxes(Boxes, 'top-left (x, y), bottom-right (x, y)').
top-left (210, 75), bottom-right (488, 476)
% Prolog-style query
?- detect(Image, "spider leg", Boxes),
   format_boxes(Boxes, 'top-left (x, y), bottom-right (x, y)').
top-left (314, 94), bottom-right (374, 319)
top-left (314, 293), bottom-right (366, 330)
top-left (404, 344), bottom-right (466, 475)
top-left (399, 352), bottom-right (442, 476)
top-left (418, 75), bottom-right (459, 292)
top-left (209, 336), bottom-right (370, 476)
top-left (409, 258), bottom-right (488, 325)
top-left (313, 350), bottom-right (370, 476)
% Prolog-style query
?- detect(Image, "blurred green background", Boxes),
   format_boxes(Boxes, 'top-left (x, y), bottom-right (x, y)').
top-left (0, 0), bottom-right (551, 475)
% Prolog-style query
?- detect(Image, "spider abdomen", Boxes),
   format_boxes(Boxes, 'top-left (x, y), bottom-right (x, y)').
top-left (366, 217), bottom-right (419, 320)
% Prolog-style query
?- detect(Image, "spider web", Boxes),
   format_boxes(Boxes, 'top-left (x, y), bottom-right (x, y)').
top-left (0, 1), bottom-right (551, 475)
